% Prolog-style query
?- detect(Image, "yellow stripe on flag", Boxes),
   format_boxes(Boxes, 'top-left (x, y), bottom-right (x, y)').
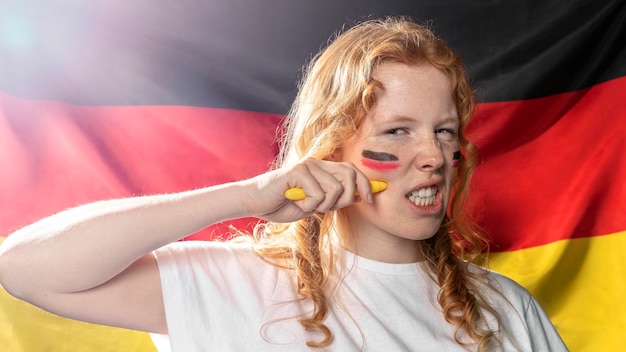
top-left (0, 237), bottom-right (157, 352)
top-left (489, 231), bottom-right (626, 351)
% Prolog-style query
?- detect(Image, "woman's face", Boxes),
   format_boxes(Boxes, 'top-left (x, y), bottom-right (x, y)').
top-left (339, 62), bottom-right (460, 263)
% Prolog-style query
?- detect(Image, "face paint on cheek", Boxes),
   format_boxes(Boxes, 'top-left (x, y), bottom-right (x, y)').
top-left (361, 150), bottom-right (401, 171)
top-left (452, 150), bottom-right (461, 168)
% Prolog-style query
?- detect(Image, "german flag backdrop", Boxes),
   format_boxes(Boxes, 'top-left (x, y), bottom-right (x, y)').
top-left (1, 1), bottom-right (624, 351)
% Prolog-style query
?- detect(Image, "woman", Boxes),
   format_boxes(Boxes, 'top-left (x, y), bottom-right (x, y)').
top-left (0, 17), bottom-right (566, 351)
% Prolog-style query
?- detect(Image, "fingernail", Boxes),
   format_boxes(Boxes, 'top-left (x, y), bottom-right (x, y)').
top-left (367, 193), bottom-right (373, 203)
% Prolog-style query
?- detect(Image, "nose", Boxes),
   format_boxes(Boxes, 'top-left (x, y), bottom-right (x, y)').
top-left (413, 138), bottom-right (445, 171)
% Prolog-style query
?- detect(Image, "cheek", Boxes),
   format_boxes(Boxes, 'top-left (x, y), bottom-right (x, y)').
top-left (361, 158), bottom-right (401, 171)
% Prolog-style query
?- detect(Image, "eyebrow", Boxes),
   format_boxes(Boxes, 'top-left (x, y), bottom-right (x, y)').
top-left (376, 115), bottom-right (460, 126)
top-left (439, 116), bottom-right (460, 125)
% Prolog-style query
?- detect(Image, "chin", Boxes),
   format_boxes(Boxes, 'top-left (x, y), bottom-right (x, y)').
top-left (402, 219), bottom-right (444, 241)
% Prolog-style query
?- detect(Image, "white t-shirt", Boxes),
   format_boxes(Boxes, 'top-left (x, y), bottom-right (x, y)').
top-left (154, 241), bottom-right (567, 351)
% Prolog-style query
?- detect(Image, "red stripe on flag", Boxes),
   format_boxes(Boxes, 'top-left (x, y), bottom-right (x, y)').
top-left (467, 76), bottom-right (626, 251)
top-left (0, 93), bottom-right (283, 239)
top-left (3, 77), bottom-right (625, 246)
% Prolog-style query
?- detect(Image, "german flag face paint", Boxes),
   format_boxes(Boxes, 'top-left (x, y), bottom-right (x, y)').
top-left (361, 149), bottom-right (401, 171)
top-left (452, 150), bottom-right (461, 168)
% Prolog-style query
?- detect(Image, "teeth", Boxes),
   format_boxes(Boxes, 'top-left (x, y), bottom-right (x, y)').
top-left (407, 186), bottom-right (437, 207)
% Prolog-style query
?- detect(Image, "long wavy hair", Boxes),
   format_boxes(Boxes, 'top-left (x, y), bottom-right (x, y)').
top-left (246, 16), bottom-right (500, 351)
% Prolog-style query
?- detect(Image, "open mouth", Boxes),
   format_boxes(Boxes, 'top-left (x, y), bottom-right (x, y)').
top-left (406, 186), bottom-right (437, 207)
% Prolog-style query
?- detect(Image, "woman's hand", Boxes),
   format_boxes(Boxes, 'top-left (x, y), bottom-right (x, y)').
top-left (241, 158), bottom-right (373, 223)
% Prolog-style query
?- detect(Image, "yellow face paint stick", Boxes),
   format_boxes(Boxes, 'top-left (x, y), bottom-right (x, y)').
top-left (284, 180), bottom-right (387, 201)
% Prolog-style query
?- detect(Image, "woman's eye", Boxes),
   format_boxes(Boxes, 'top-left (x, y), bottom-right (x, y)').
top-left (385, 128), bottom-right (408, 135)
top-left (435, 128), bottom-right (458, 142)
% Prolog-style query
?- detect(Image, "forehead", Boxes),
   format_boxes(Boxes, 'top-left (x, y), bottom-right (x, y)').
top-left (367, 62), bottom-right (457, 125)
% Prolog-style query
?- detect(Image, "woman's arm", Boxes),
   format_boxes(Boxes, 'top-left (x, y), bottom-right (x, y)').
top-left (0, 183), bottom-right (250, 333)
top-left (0, 158), bottom-right (372, 333)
